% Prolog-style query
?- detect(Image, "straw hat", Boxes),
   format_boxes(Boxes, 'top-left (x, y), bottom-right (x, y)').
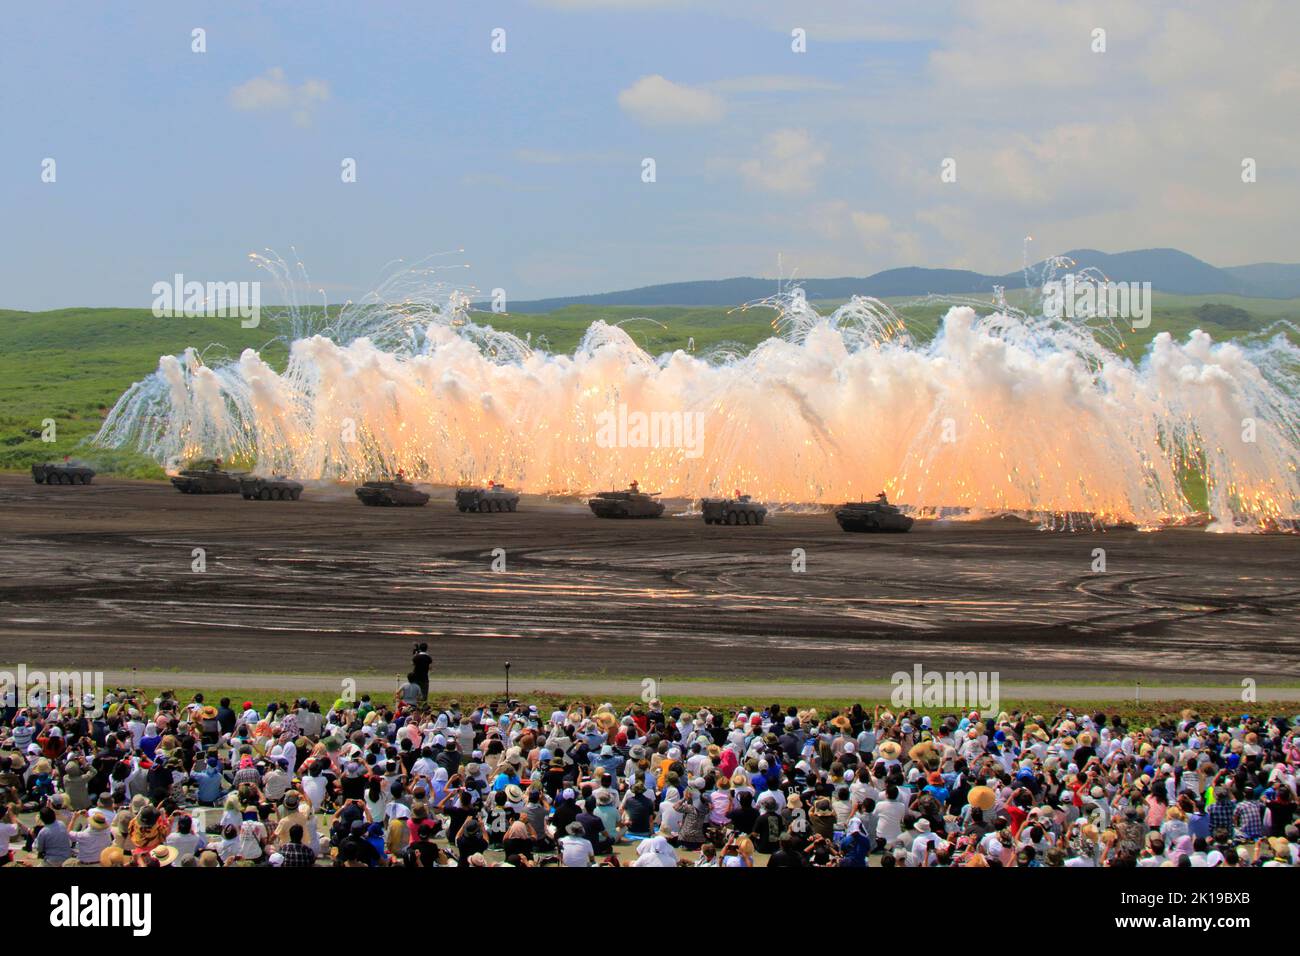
top-left (878, 741), bottom-right (902, 760)
top-left (88, 811), bottom-right (110, 831)
top-left (968, 786), bottom-right (996, 811)
top-left (199, 705), bottom-right (218, 720)
top-left (909, 741), bottom-right (938, 767)
top-left (99, 846), bottom-right (127, 867)
top-left (148, 844), bottom-right (179, 867)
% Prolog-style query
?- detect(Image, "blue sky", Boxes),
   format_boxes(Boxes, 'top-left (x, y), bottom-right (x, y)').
top-left (2, 1), bottom-right (1296, 309)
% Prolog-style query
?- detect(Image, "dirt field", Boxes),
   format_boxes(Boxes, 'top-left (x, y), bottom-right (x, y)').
top-left (1, 475), bottom-right (1297, 685)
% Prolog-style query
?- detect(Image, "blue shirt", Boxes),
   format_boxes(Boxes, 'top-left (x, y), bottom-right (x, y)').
top-left (192, 767), bottom-right (226, 803)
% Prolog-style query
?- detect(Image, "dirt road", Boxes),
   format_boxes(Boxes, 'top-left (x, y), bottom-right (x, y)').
top-left (1, 476), bottom-right (1297, 685)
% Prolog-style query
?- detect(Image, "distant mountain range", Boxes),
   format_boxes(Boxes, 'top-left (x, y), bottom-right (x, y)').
top-left (486, 249), bottom-right (1300, 312)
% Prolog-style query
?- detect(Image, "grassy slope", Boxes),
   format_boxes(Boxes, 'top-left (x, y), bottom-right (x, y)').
top-left (1, 295), bottom-right (1296, 478)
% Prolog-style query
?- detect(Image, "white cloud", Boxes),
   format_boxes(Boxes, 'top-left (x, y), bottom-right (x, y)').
top-left (229, 67), bottom-right (330, 127)
top-left (617, 75), bottom-right (725, 126)
top-left (738, 128), bottom-right (826, 194)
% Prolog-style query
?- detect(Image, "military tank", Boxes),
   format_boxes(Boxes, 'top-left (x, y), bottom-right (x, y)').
top-left (701, 492), bottom-right (767, 525)
top-left (240, 475), bottom-right (303, 501)
top-left (456, 481), bottom-right (519, 513)
top-left (589, 481), bottom-right (664, 519)
top-left (835, 493), bottom-right (914, 533)
top-left (355, 475), bottom-right (429, 507)
top-left (32, 461), bottom-right (95, 485)
top-left (170, 460), bottom-right (245, 494)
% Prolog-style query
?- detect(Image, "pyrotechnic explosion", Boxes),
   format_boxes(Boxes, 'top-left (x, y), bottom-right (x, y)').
top-left (95, 254), bottom-right (1300, 530)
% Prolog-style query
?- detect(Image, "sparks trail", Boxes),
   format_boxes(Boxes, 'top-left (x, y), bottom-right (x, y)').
top-left (94, 254), bottom-right (1300, 530)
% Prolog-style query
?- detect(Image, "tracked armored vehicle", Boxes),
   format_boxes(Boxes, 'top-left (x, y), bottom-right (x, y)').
top-left (355, 477), bottom-right (429, 507)
top-left (240, 475), bottom-right (303, 501)
top-left (456, 481), bottom-right (519, 512)
top-left (171, 460), bottom-right (245, 494)
top-left (32, 461), bottom-right (95, 485)
top-left (701, 493), bottom-right (766, 525)
top-left (589, 481), bottom-right (664, 519)
top-left (835, 493), bottom-right (914, 533)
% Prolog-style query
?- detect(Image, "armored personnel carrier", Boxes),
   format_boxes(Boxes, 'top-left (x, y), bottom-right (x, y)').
top-left (355, 476), bottom-right (429, 507)
top-left (456, 481), bottom-right (519, 512)
top-left (835, 493), bottom-right (914, 533)
top-left (171, 460), bottom-right (245, 494)
top-left (589, 481), bottom-right (664, 519)
top-left (701, 492), bottom-right (767, 525)
top-left (240, 475), bottom-right (303, 501)
top-left (32, 461), bottom-right (95, 485)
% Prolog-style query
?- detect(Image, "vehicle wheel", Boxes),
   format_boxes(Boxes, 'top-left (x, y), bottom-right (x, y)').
top-left (755, 513), bottom-right (764, 525)
top-left (258, 488), bottom-right (271, 500)
top-left (291, 488), bottom-right (301, 500)
top-left (479, 501), bottom-right (490, 513)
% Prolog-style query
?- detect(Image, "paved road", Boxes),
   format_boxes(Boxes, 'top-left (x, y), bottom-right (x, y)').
top-left (91, 670), bottom-right (1300, 703)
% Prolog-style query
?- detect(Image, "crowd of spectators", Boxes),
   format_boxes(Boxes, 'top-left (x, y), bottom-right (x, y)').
top-left (2, 677), bottom-right (1296, 868)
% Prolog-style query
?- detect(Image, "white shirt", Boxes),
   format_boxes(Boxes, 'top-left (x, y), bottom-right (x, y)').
top-left (875, 799), bottom-right (907, 843)
top-left (559, 835), bottom-right (593, 867)
top-left (910, 831), bottom-right (941, 866)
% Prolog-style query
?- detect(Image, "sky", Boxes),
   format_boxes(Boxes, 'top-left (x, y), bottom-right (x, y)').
top-left (2, 0), bottom-right (1297, 310)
